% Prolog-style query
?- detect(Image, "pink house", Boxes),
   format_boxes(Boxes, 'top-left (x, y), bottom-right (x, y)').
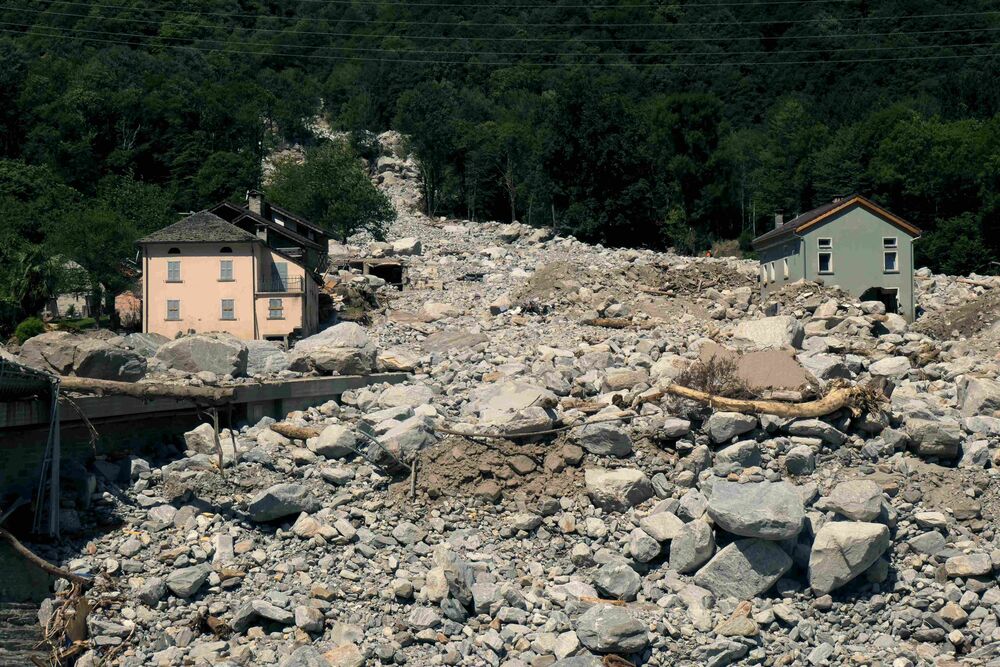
top-left (138, 209), bottom-right (322, 342)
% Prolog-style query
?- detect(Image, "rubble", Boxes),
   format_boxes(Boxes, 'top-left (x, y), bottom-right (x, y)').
top-left (28, 131), bottom-right (1000, 667)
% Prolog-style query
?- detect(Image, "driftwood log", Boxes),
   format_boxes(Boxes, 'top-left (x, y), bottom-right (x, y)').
top-left (638, 382), bottom-right (878, 419)
top-left (581, 318), bottom-right (653, 330)
top-left (58, 376), bottom-right (235, 402)
top-left (0, 527), bottom-right (91, 587)
top-left (270, 422), bottom-right (321, 440)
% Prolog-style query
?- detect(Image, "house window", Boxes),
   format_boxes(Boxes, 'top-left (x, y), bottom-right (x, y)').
top-left (769, 262), bottom-right (775, 283)
top-left (884, 251), bottom-right (898, 273)
top-left (268, 298), bottom-right (284, 319)
top-left (818, 252), bottom-right (833, 274)
top-left (220, 259), bottom-right (234, 281)
top-left (166, 300), bottom-right (180, 320)
top-left (818, 238), bottom-right (832, 249)
top-left (167, 247), bottom-right (181, 255)
top-left (220, 299), bottom-right (235, 320)
top-left (760, 265), bottom-right (767, 283)
top-left (783, 258), bottom-right (789, 280)
top-left (220, 246), bottom-right (233, 253)
top-left (271, 262), bottom-right (288, 291)
top-left (883, 237), bottom-right (897, 248)
top-left (167, 260), bottom-right (181, 282)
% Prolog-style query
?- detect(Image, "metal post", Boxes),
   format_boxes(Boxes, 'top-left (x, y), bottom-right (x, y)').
top-left (49, 382), bottom-right (60, 538)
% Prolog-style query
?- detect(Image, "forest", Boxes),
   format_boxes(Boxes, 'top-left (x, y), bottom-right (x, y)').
top-left (1, 0), bottom-right (999, 332)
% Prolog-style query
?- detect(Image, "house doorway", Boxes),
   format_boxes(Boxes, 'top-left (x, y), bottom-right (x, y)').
top-left (861, 287), bottom-right (899, 315)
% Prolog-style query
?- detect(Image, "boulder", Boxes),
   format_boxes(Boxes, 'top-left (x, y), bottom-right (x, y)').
top-left (289, 323), bottom-right (377, 375)
top-left (472, 381), bottom-right (557, 424)
top-left (20, 332), bottom-right (147, 381)
top-left (785, 418), bottom-right (847, 445)
top-left (694, 539), bottom-right (793, 600)
top-left (649, 354), bottom-right (690, 381)
top-left (165, 563), bottom-right (212, 598)
top-left (628, 529), bottom-right (661, 563)
top-left (373, 416), bottom-right (436, 466)
top-left (809, 522), bottom-right (890, 594)
top-left (420, 302), bottom-right (461, 322)
top-left (574, 422), bottom-right (633, 458)
top-left (669, 519), bottom-right (716, 573)
top-left (420, 330), bottom-right (488, 354)
top-left (575, 605), bottom-right (649, 654)
top-left (122, 332), bottom-right (169, 357)
top-left (154, 333), bottom-right (248, 377)
top-left (378, 384), bottom-right (434, 409)
top-left (869, 356), bottom-right (911, 378)
top-left (377, 348), bottom-right (419, 372)
top-left (391, 237), bottom-right (422, 256)
top-left (593, 560), bottom-right (642, 600)
top-left (957, 376), bottom-right (1000, 417)
top-left (733, 316), bottom-right (804, 349)
top-left (245, 340), bottom-right (290, 375)
top-left (706, 480), bottom-right (805, 540)
top-left (905, 418), bottom-right (962, 458)
top-left (585, 468), bottom-right (653, 513)
top-left (247, 483), bottom-right (319, 522)
top-left (638, 512), bottom-right (685, 542)
top-left (310, 425), bottom-right (357, 459)
top-left (784, 445), bottom-right (816, 475)
top-left (705, 412), bottom-right (757, 444)
top-left (822, 480), bottom-right (883, 521)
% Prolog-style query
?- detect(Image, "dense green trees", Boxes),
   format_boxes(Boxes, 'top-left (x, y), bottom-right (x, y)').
top-left (0, 0), bottom-right (998, 334)
top-left (266, 142), bottom-right (396, 242)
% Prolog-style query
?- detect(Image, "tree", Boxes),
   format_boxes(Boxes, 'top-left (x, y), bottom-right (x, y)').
top-left (395, 81), bottom-right (460, 216)
top-left (265, 141), bottom-right (395, 242)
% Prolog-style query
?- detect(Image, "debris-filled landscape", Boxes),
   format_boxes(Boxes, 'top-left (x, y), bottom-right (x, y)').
top-left (6, 134), bottom-right (1000, 667)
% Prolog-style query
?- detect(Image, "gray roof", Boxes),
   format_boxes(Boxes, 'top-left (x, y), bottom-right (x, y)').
top-left (137, 211), bottom-right (258, 244)
top-left (752, 199), bottom-right (847, 248)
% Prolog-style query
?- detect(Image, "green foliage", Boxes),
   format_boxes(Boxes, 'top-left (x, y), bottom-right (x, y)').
top-left (917, 214), bottom-right (992, 276)
top-left (265, 142), bottom-right (396, 242)
top-left (14, 316), bottom-right (45, 344)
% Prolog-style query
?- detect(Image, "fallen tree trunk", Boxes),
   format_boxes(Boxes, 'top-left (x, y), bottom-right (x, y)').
top-left (0, 528), bottom-right (92, 588)
top-left (58, 376), bottom-right (235, 402)
top-left (639, 382), bottom-right (877, 419)
top-left (270, 422), bottom-right (321, 440)
top-left (581, 318), bottom-right (653, 330)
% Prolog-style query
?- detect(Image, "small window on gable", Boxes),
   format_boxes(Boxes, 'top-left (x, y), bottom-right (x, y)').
top-left (818, 252), bottom-right (833, 274)
top-left (167, 247), bottom-right (181, 255)
top-left (883, 237), bottom-right (897, 249)
top-left (884, 251), bottom-right (898, 273)
top-left (220, 246), bottom-right (233, 253)
top-left (817, 238), bottom-right (832, 249)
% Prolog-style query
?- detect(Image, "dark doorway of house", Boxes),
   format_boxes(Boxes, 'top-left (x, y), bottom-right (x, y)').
top-left (860, 287), bottom-right (899, 314)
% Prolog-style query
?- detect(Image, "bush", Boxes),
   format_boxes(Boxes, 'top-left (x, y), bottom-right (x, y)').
top-left (14, 316), bottom-right (45, 344)
top-left (675, 353), bottom-right (754, 399)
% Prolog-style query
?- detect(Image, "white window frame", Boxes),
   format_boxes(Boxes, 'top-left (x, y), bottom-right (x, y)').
top-left (817, 251), bottom-right (833, 274)
top-left (220, 299), bottom-right (235, 320)
top-left (219, 259), bottom-right (234, 281)
top-left (166, 260), bottom-right (181, 282)
top-left (166, 300), bottom-right (180, 320)
top-left (268, 298), bottom-right (284, 320)
top-left (817, 237), bottom-right (833, 249)
top-left (883, 236), bottom-right (897, 248)
top-left (883, 250), bottom-right (899, 274)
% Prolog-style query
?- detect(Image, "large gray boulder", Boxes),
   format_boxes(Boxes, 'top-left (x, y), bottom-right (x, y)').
top-left (585, 468), bottom-right (653, 513)
top-left (122, 332), bottom-right (169, 357)
top-left (165, 563), bottom-right (212, 598)
top-left (957, 376), bottom-right (1000, 417)
top-left (420, 330), bottom-right (488, 354)
top-left (574, 422), bottom-right (633, 458)
top-left (905, 418), bottom-right (962, 458)
top-left (705, 412), bottom-right (757, 444)
top-left (289, 322), bottom-right (377, 375)
top-left (154, 333), bottom-right (248, 376)
top-left (706, 480), bottom-right (805, 540)
top-left (669, 519), bottom-right (716, 573)
top-left (310, 424), bottom-right (358, 459)
top-left (733, 316), bottom-right (804, 349)
top-left (694, 539), bottom-right (793, 600)
top-left (593, 560), bottom-right (642, 601)
top-left (809, 522), bottom-right (890, 594)
top-left (20, 332), bottom-right (146, 381)
top-left (821, 480), bottom-right (883, 521)
top-left (575, 605), bottom-right (649, 654)
top-left (245, 339), bottom-right (290, 375)
top-left (247, 483), bottom-right (319, 522)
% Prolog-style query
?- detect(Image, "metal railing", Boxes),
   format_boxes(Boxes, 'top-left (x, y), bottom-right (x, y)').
top-left (258, 276), bottom-right (303, 293)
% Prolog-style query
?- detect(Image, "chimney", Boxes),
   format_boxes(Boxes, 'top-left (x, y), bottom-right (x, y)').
top-left (774, 213), bottom-right (784, 229)
top-left (247, 190), bottom-right (265, 216)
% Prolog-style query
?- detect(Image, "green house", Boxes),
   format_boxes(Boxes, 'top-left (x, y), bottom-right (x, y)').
top-left (752, 195), bottom-right (922, 321)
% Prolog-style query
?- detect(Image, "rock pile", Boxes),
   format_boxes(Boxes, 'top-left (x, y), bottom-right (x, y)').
top-left (27, 132), bottom-right (1000, 667)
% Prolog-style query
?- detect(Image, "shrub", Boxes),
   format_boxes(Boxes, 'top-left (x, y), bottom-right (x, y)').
top-left (14, 316), bottom-right (45, 344)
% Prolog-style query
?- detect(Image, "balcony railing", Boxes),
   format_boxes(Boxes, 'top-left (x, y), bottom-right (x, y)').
top-left (258, 276), bottom-right (303, 293)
